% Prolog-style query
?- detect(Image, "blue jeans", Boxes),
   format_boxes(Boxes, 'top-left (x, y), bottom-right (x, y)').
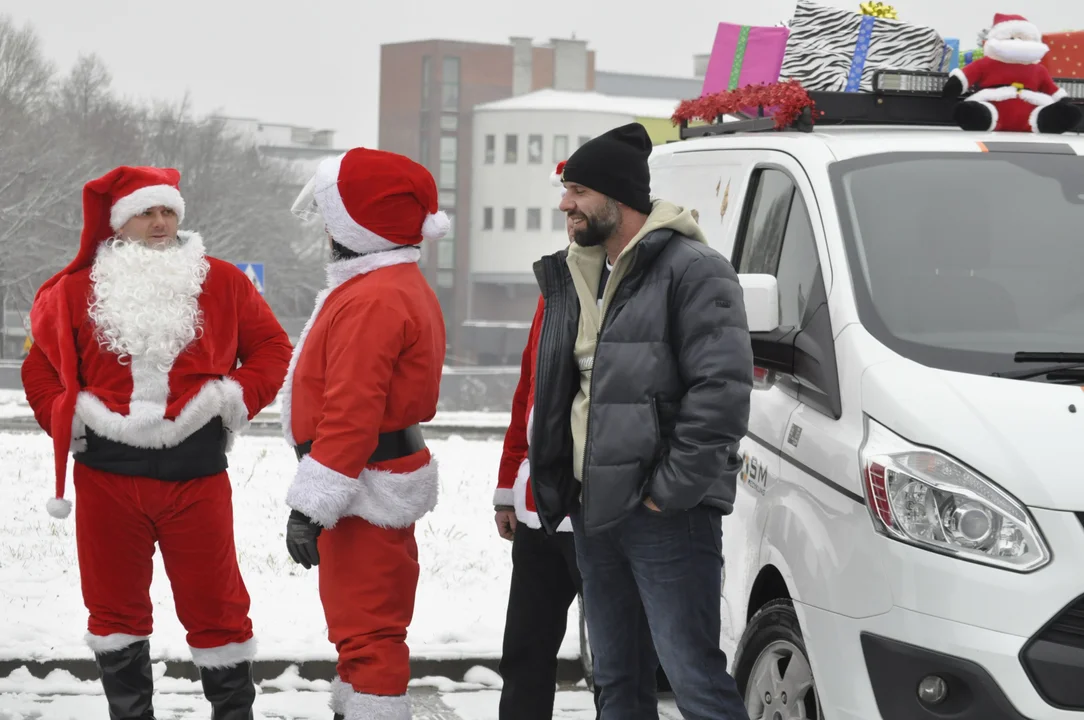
top-left (572, 503), bottom-right (749, 720)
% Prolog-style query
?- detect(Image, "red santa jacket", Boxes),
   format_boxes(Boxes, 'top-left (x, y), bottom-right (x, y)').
top-left (950, 57), bottom-right (1067, 107)
top-left (494, 295), bottom-right (571, 532)
top-left (22, 233), bottom-right (292, 488)
top-left (283, 247), bottom-right (446, 530)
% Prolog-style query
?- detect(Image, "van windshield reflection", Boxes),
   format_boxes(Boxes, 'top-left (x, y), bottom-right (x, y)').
top-left (832, 151), bottom-right (1084, 376)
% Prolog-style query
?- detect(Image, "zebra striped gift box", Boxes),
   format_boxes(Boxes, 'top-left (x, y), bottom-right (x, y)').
top-left (780, 0), bottom-right (947, 92)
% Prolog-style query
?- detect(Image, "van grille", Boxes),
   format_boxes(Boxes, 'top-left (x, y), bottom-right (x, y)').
top-left (1034, 597), bottom-right (1084, 648)
top-left (1017, 514), bottom-right (1084, 709)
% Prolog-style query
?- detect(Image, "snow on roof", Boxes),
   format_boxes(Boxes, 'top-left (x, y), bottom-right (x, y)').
top-left (474, 88), bottom-right (682, 119)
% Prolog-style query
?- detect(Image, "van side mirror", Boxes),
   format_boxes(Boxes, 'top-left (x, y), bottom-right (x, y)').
top-left (738, 269), bottom-right (842, 420)
top-left (738, 274), bottom-right (780, 333)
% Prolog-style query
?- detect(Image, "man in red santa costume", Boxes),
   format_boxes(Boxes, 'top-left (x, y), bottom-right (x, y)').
top-left (493, 171), bottom-right (584, 718)
top-left (281, 147), bottom-right (447, 720)
top-left (943, 12), bottom-right (1082, 133)
top-left (21, 165), bottom-right (292, 719)
top-left (494, 293), bottom-right (602, 720)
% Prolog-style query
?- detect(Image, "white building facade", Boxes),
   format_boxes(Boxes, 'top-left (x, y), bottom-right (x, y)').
top-left (212, 116), bottom-right (346, 188)
top-left (466, 89), bottom-right (679, 362)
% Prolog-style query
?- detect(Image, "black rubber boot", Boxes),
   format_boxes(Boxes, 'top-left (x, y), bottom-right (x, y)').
top-left (333, 715), bottom-right (345, 720)
top-left (95, 640), bottom-right (156, 720)
top-left (953, 100), bottom-right (995, 131)
top-left (1036, 99), bottom-right (1083, 134)
top-left (200, 661), bottom-right (256, 720)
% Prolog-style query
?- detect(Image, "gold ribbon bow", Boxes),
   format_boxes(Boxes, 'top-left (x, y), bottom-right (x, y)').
top-left (859, 1), bottom-right (898, 19)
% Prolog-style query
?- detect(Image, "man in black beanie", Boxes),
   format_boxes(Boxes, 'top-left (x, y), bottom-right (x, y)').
top-left (527, 122), bottom-right (754, 719)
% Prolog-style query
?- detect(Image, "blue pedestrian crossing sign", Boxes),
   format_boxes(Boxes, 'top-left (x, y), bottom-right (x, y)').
top-left (236, 262), bottom-right (265, 295)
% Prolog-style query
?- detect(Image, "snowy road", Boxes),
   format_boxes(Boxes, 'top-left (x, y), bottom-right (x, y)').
top-left (0, 682), bottom-right (683, 719)
top-left (0, 688), bottom-right (607, 720)
top-left (0, 666), bottom-right (649, 719)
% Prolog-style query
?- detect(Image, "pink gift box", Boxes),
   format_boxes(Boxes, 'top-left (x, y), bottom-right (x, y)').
top-left (701, 23), bottom-right (790, 98)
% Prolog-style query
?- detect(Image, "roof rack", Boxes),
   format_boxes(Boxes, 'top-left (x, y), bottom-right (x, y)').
top-left (678, 70), bottom-right (1084, 140)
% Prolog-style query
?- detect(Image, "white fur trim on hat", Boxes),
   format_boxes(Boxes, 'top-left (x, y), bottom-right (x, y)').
top-left (311, 153), bottom-right (401, 254)
top-left (46, 497), bottom-right (72, 519)
top-left (552, 173), bottom-right (568, 198)
top-left (987, 19), bottom-right (1040, 43)
top-left (421, 211), bottom-right (450, 240)
top-left (110, 185), bottom-right (186, 231)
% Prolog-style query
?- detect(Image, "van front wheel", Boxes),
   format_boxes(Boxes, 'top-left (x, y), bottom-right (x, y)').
top-left (733, 599), bottom-right (821, 720)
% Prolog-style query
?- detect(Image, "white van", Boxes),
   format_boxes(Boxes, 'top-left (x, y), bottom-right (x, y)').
top-left (645, 74), bottom-right (1084, 720)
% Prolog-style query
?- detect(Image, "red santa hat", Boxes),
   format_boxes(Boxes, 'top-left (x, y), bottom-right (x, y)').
top-left (550, 160), bottom-right (567, 188)
top-left (292, 148), bottom-right (449, 255)
top-left (30, 166), bottom-right (186, 519)
top-left (36, 166), bottom-right (186, 298)
top-left (986, 13), bottom-right (1041, 43)
top-left (550, 161), bottom-right (568, 197)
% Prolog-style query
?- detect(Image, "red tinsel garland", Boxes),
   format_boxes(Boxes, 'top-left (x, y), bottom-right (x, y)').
top-left (671, 80), bottom-right (820, 130)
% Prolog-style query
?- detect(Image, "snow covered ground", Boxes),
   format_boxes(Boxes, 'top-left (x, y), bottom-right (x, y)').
top-left (0, 431), bottom-right (575, 664)
top-left (0, 390), bottom-right (30, 419)
top-left (0, 665), bottom-right (669, 719)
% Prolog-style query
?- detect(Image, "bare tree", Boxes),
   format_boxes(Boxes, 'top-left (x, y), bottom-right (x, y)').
top-left (0, 16), bottom-right (325, 326)
top-left (0, 14), bottom-right (54, 119)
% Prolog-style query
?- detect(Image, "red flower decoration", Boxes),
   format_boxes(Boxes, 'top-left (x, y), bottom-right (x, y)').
top-left (671, 80), bottom-right (821, 130)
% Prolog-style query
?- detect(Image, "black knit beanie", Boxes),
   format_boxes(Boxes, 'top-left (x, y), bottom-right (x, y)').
top-left (561, 123), bottom-right (653, 215)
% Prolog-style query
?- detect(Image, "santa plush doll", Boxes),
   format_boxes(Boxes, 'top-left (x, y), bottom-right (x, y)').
top-left (943, 12), bottom-right (1082, 133)
top-left (20, 165), bottom-right (292, 718)
top-left (281, 147), bottom-right (448, 720)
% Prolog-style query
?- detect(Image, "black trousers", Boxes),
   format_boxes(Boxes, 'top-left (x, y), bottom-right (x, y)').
top-left (498, 524), bottom-right (600, 720)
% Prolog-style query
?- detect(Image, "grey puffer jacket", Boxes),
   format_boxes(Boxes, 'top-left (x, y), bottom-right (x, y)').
top-left (528, 201), bottom-right (754, 537)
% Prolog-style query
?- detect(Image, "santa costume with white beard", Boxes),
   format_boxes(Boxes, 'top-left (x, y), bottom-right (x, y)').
top-left (943, 12), bottom-right (1082, 133)
top-left (282, 148), bottom-right (447, 720)
top-left (21, 165), bottom-right (292, 720)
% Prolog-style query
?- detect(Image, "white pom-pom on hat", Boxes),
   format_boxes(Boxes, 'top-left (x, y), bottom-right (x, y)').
top-left (47, 497), bottom-right (73, 519)
top-left (551, 160), bottom-right (568, 197)
top-left (421, 210), bottom-right (451, 240)
top-left (551, 160), bottom-right (568, 188)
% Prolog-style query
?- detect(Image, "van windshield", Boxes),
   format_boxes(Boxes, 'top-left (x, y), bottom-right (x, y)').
top-left (831, 151), bottom-right (1084, 376)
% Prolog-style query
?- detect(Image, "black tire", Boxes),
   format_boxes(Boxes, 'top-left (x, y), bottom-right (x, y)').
top-left (733, 599), bottom-right (821, 720)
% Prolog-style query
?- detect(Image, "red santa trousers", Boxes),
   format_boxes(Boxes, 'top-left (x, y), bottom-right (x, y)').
top-left (990, 97), bottom-right (1043, 132)
top-left (73, 463), bottom-right (256, 665)
top-left (320, 515), bottom-right (420, 709)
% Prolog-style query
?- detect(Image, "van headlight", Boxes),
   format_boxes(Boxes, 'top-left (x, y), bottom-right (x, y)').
top-left (860, 418), bottom-right (1050, 572)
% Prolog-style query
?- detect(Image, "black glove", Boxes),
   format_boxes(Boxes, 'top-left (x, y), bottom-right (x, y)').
top-left (941, 75), bottom-right (964, 98)
top-left (285, 509), bottom-right (322, 569)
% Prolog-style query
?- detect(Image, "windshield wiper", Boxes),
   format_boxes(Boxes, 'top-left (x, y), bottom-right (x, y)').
top-left (994, 352), bottom-right (1084, 380)
top-left (1014, 352), bottom-right (1084, 363)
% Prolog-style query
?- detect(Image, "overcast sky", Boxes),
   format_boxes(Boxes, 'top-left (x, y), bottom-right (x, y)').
top-left (3, 0), bottom-right (1080, 149)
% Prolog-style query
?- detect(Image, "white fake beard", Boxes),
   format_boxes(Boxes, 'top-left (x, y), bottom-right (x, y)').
top-left (88, 235), bottom-right (209, 372)
top-left (984, 38), bottom-right (1049, 65)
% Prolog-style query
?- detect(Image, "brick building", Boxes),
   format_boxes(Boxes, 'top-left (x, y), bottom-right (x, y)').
top-left (379, 37), bottom-right (708, 364)
top-left (378, 37), bottom-right (596, 363)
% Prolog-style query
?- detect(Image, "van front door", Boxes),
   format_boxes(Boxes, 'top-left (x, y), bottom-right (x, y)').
top-left (723, 161), bottom-right (812, 655)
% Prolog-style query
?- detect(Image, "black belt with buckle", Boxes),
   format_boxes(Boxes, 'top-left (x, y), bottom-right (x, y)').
top-left (294, 424), bottom-right (426, 463)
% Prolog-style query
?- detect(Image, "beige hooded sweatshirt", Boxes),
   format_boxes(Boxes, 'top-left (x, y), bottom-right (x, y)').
top-left (565, 199), bottom-right (708, 482)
